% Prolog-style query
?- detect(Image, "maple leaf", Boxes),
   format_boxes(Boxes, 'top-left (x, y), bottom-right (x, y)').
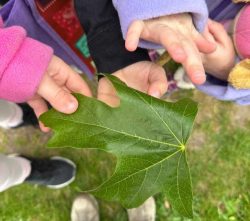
top-left (40, 75), bottom-right (198, 218)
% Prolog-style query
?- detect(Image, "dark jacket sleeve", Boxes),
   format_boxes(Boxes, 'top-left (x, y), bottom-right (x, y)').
top-left (74, 0), bottom-right (150, 73)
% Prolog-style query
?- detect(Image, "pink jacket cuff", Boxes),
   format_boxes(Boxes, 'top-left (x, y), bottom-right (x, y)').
top-left (0, 32), bottom-right (53, 103)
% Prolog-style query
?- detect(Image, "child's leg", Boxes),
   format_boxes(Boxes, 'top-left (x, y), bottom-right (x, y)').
top-left (0, 154), bottom-right (76, 191)
top-left (0, 154), bottom-right (31, 192)
top-left (71, 195), bottom-right (156, 221)
top-left (0, 100), bottom-right (39, 128)
top-left (0, 99), bottom-right (23, 128)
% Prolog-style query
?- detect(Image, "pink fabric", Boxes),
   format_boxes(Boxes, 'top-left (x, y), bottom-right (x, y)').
top-left (0, 26), bottom-right (53, 102)
top-left (0, 17), bottom-right (3, 27)
top-left (234, 5), bottom-right (250, 59)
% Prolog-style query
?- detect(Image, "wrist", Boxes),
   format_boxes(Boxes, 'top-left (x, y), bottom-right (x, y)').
top-left (206, 63), bottom-right (235, 81)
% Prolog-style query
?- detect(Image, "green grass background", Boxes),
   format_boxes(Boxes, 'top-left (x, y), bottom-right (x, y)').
top-left (0, 89), bottom-right (250, 221)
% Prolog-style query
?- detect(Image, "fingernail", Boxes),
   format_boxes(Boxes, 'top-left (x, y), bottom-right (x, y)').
top-left (194, 73), bottom-right (206, 83)
top-left (66, 100), bottom-right (77, 111)
top-left (151, 91), bottom-right (161, 98)
top-left (127, 40), bottom-right (137, 51)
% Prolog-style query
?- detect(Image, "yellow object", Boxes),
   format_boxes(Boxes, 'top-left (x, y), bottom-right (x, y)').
top-left (228, 59), bottom-right (250, 89)
top-left (156, 52), bottom-right (171, 66)
top-left (227, 0), bottom-right (250, 89)
top-left (233, 0), bottom-right (250, 3)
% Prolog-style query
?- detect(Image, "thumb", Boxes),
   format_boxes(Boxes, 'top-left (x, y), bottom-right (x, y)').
top-left (193, 30), bottom-right (216, 54)
top-left (147, 64), bottom-right (168, 98)
top-left (203, 22), bottom-right (216, 43)
top-left (148, 83), bottom-right (167, 98)
top-left (207, 19), bottom-right (231, 46)
top-left (37, 74), bottom-right (78, 114)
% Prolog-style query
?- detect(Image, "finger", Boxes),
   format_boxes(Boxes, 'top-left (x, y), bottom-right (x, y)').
top-left (155, 27), bottom-right (187, 63)
top-left (97, 77), bottom-right (120, 107)
top-left (38, 74), bottom-right (78, 114)
top-left (181, 38), bottom-right (206, 85)
top-left (207, 19), bottom-right (231, 46)
top-left (193, 30), bottom-right (216, 54)
top-left (51, 57), bottom-right (92, 97)
top-left (147, 64), bottom-right (168, 98)
top-left (65, 71), bottom-right (92, 97)
top-left (126, 20), bottom-right (144, 51)
top-left (203, 22), bottom-right (216, 43)
top-left (27, 97), bottom-right (50, 132)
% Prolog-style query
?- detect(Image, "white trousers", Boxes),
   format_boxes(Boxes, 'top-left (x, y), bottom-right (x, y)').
top-left (0, 99), bottom-right (23, 128)
top-left (0, 154), bottom-right (31, 192)
top-left (0, 100), bottom-right (13, 122)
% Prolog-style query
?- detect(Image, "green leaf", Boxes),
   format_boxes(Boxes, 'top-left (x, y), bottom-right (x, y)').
top-left (40, 75), bottom-right (198, 218)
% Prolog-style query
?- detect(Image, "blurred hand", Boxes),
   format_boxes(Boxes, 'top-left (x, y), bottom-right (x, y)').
top-left (98, 61), bottom-right (167, 106)
top-left (27, 56), bottom-right (92, 132)
top-left (126, 13), bottom-right (216, 85)
top-left (201, 20), bottom-right (236, 80)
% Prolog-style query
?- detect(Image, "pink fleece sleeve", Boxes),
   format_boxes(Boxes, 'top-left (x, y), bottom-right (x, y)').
top-left (0, 24), bottom-right (53, 103)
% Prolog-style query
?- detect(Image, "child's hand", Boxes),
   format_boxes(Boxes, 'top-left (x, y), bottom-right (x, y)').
top-left (27, 55), bottom-right (92, 132)
top-left (201, 20), bottom-right (236, 81)
top-left (98, 61), bottom-right (167, 107)
top-left (126, 13), bottom-right (216, 85)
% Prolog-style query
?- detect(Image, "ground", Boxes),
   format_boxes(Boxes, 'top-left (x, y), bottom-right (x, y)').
top-left (0, 88), bottom-right (250, 221)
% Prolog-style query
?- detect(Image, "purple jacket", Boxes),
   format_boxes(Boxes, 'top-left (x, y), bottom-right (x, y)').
top-left (0, 0), bottom-right (93, 79)
top-left (114, 0), bottom-right (250, 105)
top-left (1, 0), bottom-right (248, 105)
top-left (113, 0), bottom-right (208, 49)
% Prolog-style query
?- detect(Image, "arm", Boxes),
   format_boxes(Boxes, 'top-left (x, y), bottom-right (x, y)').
top-left (112, 1), bottom-right (214, 85)
top-left (197, 78), bottom-right (250, 105)
top-left (198, 20), bottom-right (250, 105)
top-left (0, 21), bottom-right (92, 131)
top-left (74, 0), bottom-right (168, 104)
top-left (74, 0), bottom-right (150, 74)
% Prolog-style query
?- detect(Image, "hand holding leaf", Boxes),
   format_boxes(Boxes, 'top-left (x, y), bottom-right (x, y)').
top-left (40, 75), bottom-right (198, 218)
top-left (98, 61), bottom-right (168, 107)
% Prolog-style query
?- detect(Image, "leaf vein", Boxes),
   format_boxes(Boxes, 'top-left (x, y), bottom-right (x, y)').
top-left (99, 150), bottom-right (182, 189)
top-left (50, 117), bottom-right (181, 148)
top-left (133, 90), bottom-right (183, 146)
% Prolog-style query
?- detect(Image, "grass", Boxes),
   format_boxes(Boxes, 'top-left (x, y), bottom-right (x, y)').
top-left (0, 89), bottom-right (250, 221)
